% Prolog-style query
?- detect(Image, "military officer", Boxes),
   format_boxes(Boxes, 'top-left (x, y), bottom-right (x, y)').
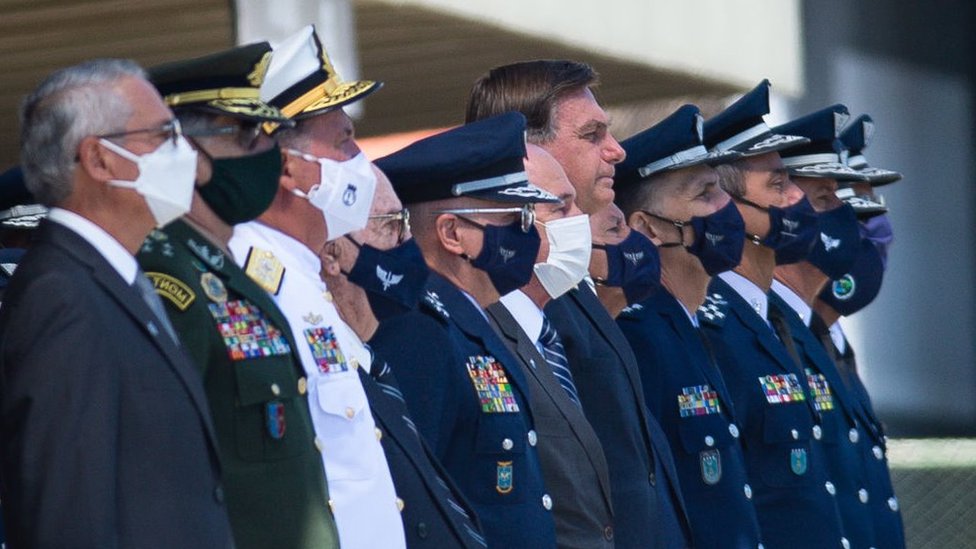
top-left (484, 143), bottom-right (615, 548)
top-left (811, 114), bottom-right (906, 549)
top-left (134, 44), bottom-right (340, 549)
top-left (768, 105), bottom-right (881, 549)
top-left (372, 112), bottom-right (559, 549)
top-left (0, 166), bottom-right (47, 302)
top-left (467, 59), bottom-right (692, 549)
top-left (227, 27), bottom-right (405, 549)
top-left (614, 104), bottom-right (765, 549)
top-left (700, 80), bottom-right (849, 549)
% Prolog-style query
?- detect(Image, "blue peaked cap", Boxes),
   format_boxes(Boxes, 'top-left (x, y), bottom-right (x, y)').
top-left (839, 115), bottom-right (901, 186)
top-left (703, 79), bottom-right (809, 156)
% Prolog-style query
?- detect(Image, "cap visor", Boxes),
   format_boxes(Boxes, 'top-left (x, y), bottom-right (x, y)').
top-left (857, 166), bottom-right (902, 186)
top-left (788, 163), bottom-right (872, 182)
top-left (739, 133), bottom-right (810, 156)
top-left (293, 80), bottom-right (383, 120)
top-left (198, 99), bottom-right (294, 125)
top-left (467, 181), bottom-right (561, 204)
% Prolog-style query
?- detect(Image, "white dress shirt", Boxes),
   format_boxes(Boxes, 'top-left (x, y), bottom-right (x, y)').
top-left (719, 271), bottom-right (769, 321)
top-left (47, 208), bottom-right (137, 284)
top-left (829, 321), bottom-right (848, 355)
top-left (229, 221), bottom-right (406, 549)
top-left (771, 279), bottom-right (812, 327)
top-left (500, 289), bottom-right (546, 355)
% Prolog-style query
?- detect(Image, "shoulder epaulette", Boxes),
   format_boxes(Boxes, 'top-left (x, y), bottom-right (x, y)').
top-left (139, 229), bottom-right (175, 258)
top-left (619, 301), bottom-right (647, 320)
top-left (242, 246), bottom-right (285, 295)
top-left (698, 292), bottom-right (729, 327)
top-left (421, 290), bottom-right (450, 321)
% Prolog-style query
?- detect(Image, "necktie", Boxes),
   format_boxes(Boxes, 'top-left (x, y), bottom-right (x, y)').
top-left (133, 271), bottom-right (180, 345)
top-left (539, 315), bottom-right (582, 408)
top-left (767, 303), bottom-right (801, 368)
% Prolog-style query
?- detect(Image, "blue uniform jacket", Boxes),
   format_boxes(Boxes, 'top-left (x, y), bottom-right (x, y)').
top-left (370, 272), bottom-right (556, 549)
top-left (769, 291), bottom-right (876, 548)
top-left (699, 277), bottom-right (846, 549)
top-left (809, 312), bottom-right (906, 549)
top-left (545, 286), bottom-right (691, 549)
top-left (618, 290), bottom-right (763, 549)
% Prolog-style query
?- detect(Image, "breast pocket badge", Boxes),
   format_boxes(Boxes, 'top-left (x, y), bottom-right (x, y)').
top-left (496, 461), bottom-right (514, 494)
top-left (266, 400), bottom-right (286, 440)
top-left (700, 449), bottom-right (722, 485)
top-left (790, 448), bottom-right (808, 476)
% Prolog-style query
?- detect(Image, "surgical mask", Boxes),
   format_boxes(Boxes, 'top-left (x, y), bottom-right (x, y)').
top-left (534, 214), bottom-right (592, 299)
top-left (289, 150), bottom-right (377, 240)
top-left (817, 236), bottom-right (885, 316)
top-left (806, 203), bottom-right (860, 279)
top-left (198, 144), bottom-right (282, 225)
top-left (737, 195), bottom-right (820, 265)
top-left (649, 200), bottom-right (745, 276)
top-left (102, 136), bottom-right (197, 228)
top-left (463, 218), bottom-right (541, 296)
top-left (593, 230), bottom-right (661, 305)
top-left (344, 236), bottom-right (430, 322)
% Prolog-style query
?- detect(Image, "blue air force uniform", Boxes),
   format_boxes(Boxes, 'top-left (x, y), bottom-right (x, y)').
top-left (700, 275), bottom-right (847, 549)
top-left (371, 273), bottom-right (556, 548)
top-left (618, 290), bottom-right (763, 549)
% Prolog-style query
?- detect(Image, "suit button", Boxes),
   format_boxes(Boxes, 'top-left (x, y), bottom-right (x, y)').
top-left (396, 497), bottom-right (405, 512)
top-left (527, 430), bottom-right (538, 446)
top-left (744, 484), bottom-right (753, 499)
top-left (790, 429), bottom-right (799, 440)
top-left (859, 489), bottom-right (869, 503)
top-left (758, 544), bottom-right (765, 549)
top-left (502, 438), bottom-right (514, 451)
top-left (704, 435), bottom-right (715, 447)
top-left (825, 481), bottom-right (836, 495)
top-left (417, 522), bottom-right (429, 539)
top-left (298, 377), bottom-right (307, 395)
top-left (375, 428), bottom-right (383, 441)
top-left (328, 499), bottom-right (335, 513)
top-left (849, 428), bottom-right (859, 443)
top-left (603, 525), bottom-right (614, 541)
top-left (324, 290), bottom-right (334, 302)
top-left (888, 497), bottom-right (899, 511)
top-left (842, 537), bottom-right (851, 549)
top-left (812, 425), bottom-right (822, 440)
top-left (873, 445), bottom-right (884, 460)
top-left (270, 383), bottom-right (281, 396)
top-left (541, 494), bottom-right (552, 510)
top-left (213, 485), bottom-right (224, 503)
top-left (345, 407), bottom-right (355, 419)
top-left (648, 472), bottom-right (656, 486)
top-left (728, 423), bottom-right (740, 438)
top-left (314, 437), bottom-right (324, 452)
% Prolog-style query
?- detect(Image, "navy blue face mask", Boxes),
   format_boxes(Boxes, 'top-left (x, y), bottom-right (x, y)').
top-left (344, 236), bottom-right (430, 322)
top-left (460, 217), bottom-right (541, 296)
top-left (737, 195), bottom-right (820, 265)
top-left (805, 203), bottom-right (861, 279)
top-left (817, 236), bottom-right (885, 316)
top-left (648, 200), bottom-right (746, 277)
top-left (592, 230), bottom-right (661, 305)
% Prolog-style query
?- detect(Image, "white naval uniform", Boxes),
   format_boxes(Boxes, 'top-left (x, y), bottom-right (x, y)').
top-left (230, 221), bottom-right (406, 549)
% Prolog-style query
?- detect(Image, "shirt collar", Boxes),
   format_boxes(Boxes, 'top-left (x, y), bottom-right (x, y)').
top-left (828, 320), bottom-right (847, 354)
top-left (47, 207), bottom-right (138, 284)
top-left (676, 298), bottom-right (700, 329)
top-left (771, 279), bottom-right (812, 327)
top-left (500, 289), bottom-right (545, 344)
top-left (719, 270), bottom-right (768, 321)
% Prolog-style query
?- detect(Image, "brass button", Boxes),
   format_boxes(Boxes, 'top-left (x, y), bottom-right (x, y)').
top-left (323, 291), bottom-right (334, 302)
top-left (345, 407), bottom-right (355, 419)
top-left (350, 359), bottom-right (360, 370)
top-left (328, 499), bottom-right (335, 513)
top-left (375, 427), bottom-right (383, 441)
top-left (314, 437), bottom-right (324, 453)
top-left (298, 377), bottom-right (307, 395)
top-left (396, 497), bottom-right (405, 512)
top-left (270, 383), bottom-right (281, 396)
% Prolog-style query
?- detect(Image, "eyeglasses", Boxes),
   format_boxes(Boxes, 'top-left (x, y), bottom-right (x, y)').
top-left (184, 121), bottom-right (265, 151)
top-left (433, 204), bottom-right (535, 233)
top-left (369, 208), bottom-right (411, 245)
top-left (98, 118), bottom-right (183, 147)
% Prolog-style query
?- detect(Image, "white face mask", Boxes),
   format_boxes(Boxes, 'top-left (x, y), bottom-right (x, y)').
top-left (533, 213), bottom-right (592, 298)
top-left (288, 150), bottom-right (377, 240)
top-left (100, 136), bottom-right (198, 228)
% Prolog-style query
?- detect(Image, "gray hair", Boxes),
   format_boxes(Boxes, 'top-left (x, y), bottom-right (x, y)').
top-left (715, 163), bottom-right (747, 199)
top-left (20, 58), bottom-right (146, 206)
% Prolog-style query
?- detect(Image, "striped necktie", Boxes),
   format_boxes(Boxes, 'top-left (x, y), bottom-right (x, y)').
top-left (539, 315), bottom-right (582, 408)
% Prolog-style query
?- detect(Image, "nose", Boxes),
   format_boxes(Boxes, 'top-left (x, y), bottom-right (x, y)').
top-left (783, 178), bottom-right (805, 206)
top-left (602, 133), bottom-right (626, 164)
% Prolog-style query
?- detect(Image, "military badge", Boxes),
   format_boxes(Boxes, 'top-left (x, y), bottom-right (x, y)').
top-left (805, 369), bottom-right (835, 411)
top-left (305, 326), bottom-right (349, 375)
top-left (697, 293), bottom-right (727, 326)
top-left (790, 447), bottom-right (808, 475)
top-left (200, 272), bottom-right (228, 303)
top-left (243, 247), bottom-right (285, 295)
top-left (266, 400), bottom-right (286, 440)
top-left (302, 312), bottom-right (323, 325)
top-left (678, 384), bottom-right (722, 417)
top-left (758, 374), bottom-right (807, 404)
top-left (832, 274), bottom-right (856, 300)
top-left (465, 356), bottom-right (519, 413)
top-left (187, 238), bottom-right (225, 270)
top-left (424, 290), bottom-right (449, 319)
top-left (700, 449), bottom-right (722, 485)
top-left (496, 461), bottom-right (513, 494)
top-left (146, 271), bottom-right (196, 311)
top-left (207, 299), bottom-right (291, 360)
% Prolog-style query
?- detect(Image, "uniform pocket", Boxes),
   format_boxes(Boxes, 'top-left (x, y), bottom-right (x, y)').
top-left (313, 373), bottom-right (380, 481)
top-left (233, 356), bottom-right (306, 462)
top-left (470, 414), bottom-right (528, 504)
top-left (758, 406), bottom-right (815, 488)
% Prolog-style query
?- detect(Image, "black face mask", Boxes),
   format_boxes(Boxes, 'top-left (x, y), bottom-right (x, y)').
top-left (197, 143), bottom-right (282, 226)
top-left (343, 236), bottom-right (430, 322)
top-left (460, 217), bottom-right (541, 296)
top-left (647, 199), bottom-right (746, 277)
top-left (806, 203), bottom-right (861, 279)
top-left (736, 195), bottom-right (820, 265)
top-left (592, 230), bottom-right (662, 305)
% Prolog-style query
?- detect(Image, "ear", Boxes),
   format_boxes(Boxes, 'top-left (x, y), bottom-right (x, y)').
top-left (76, 135), bottom-right (114, 182)
top-left (320, 240), bottom-right (342, 277)
top-left (278, 150), bottom-right (302, 192)
top-left (628, 210), bottom-right (664, 246)
top-left (434, 213), bottom-right (466, 256)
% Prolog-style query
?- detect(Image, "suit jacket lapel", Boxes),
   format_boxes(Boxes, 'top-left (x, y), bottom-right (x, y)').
top-left (712, 278), bottom-right (800, 375)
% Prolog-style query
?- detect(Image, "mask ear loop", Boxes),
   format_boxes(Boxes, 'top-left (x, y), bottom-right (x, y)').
top-left (639, 209), bottom-right (688, 249)
top-left (730, 197), bottom-right (768, 245)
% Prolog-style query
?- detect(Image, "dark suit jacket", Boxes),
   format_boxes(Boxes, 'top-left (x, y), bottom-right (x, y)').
top-left (544, 286), bottom-right (691, 549)
top-left (371, 272), bottom-right (556, 549)
top-left (0, 220), bottom-right (234, 548)
top-left (359, 357), bottom-right (488, 549)
top-left (617, 290), bottom-right (762, 549)
top-left (486, 302), bottom-right (614, 549)
top-left (810, 312), bottom-right (906, 549)
top-left (699, 277), bottom-right (845, 549)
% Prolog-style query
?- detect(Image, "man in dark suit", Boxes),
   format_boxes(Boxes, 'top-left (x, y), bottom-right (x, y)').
top-left (485, 144), bottom-right (614, 548)
top-left (0, 59), bottom-right (233, 547)
top-left (372, 113), bottom-right (559, 548)
top-left (614, 104), bottom-right (765, 548)
top-left (468, 59), bottom-right (691, 548)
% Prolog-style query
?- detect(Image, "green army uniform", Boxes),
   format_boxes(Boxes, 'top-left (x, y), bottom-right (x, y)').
top-left (137, 220), bottom-right (339, 549)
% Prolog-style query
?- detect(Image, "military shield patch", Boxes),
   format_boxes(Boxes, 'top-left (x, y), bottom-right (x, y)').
top-left (496, 461), bottom-right (513, 494)
top-left (266, 400), bottom-right (286, 439)
top-left (790, 448), bottom-right (808, 475)
top-left (700, 449), bottom-right (722, 485)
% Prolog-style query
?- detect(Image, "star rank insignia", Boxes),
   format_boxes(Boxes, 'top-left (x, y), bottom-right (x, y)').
top-left (244, 247), bottom-right (285, 295)
top-left (187, 238), bottom-right (225, 270)
top-left (698, 293), bottom-right (728, 327)
top-left (620, 302), bottom-right (644, 316)
top-left (424, 290), bottom-right (449, 319)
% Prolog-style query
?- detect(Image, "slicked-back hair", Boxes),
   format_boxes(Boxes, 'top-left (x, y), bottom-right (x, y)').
top-left (20, 59), bottom-right (145, 206)
top-left (715, 163), bottom-right (747, 199)
top-left (465, 59), bottom-right (598, 144)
